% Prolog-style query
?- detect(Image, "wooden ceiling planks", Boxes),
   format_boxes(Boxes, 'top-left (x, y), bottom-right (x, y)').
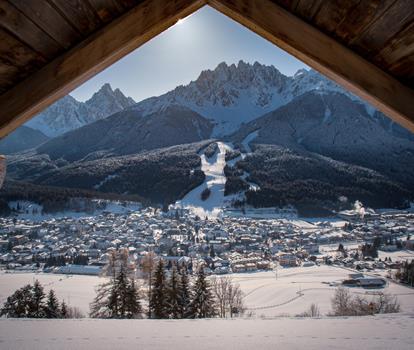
top-left (9, 0), bottom-right (82, 49)
top-left (335, 0), bottom-right (396, 45)
top-left (47, 0), bottom-right (103, 35)
top-left (350, 0), bottom-right (414, 59)
top-left (0, 27), bottom-right (45, 94)
top-left (0, 0), bottom-right (63, 59)
top-left (312, 0), bottom-right (361, 35)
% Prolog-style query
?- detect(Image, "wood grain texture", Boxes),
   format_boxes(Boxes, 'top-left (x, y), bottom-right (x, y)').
top-left (48, 0), bottom-right (102, 35)
top-left (0, 0), bottom-right (206, 138)
top-left (294, 0), bottom-right (324, 21)
top-left (0, 0), bottom-right (63, 58)
top-left (207, 0), bottom-right (414, 133)
top-left (335, 0), bottom-right (396, 44)
top-left (375, 21), bottom-right (414, 70)
top-left (350, 0), bottom-right (414, 58)
top-left (312, 0), bottom-right (360, 35)
top-left (0, 28), bottom-right (45, 76)
top-left (9, 0), bottom-right (82, 49)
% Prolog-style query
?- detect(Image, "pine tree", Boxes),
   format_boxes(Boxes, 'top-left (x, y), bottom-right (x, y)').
top-left (167, 266), bottom-right (181, 318)
top-left (29, 280), bottom-right (46, 318)
top-left (61, 300), bottom-right (68, 318)
top-left (45, 290), bottom-right (60, 318)
top-left (149, 259), bottom-right (169, 318)
top-left (188, 268), bottom-right (216, 318)
top-left (0, 284), bottom-right (32, 318)
top-left (125, 279), bottom-right (142, 319)
top-left (90, 251), bottom-right (142, 319)
top-left (178, 265), bottom-right (191, 318)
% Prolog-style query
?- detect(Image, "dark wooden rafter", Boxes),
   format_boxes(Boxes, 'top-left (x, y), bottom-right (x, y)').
top-left (0, 0), bottom-right (413, 139)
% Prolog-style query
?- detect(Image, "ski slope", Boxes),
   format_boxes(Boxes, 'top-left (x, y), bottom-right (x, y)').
top-left (174, 142), bottom-right (233, 218)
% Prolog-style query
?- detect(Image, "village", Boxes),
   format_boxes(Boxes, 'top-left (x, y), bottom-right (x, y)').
top-left (1, 206), bottom-right (413, 280)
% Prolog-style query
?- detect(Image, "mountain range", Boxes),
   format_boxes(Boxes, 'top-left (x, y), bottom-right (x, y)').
top-left (2, 61), bottom-right (414, 214)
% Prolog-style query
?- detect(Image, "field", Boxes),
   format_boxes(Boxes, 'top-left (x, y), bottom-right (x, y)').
top-left (1, 265), bottom-right (413, 317)
top-left (1, 265), bottom-right (414, 349)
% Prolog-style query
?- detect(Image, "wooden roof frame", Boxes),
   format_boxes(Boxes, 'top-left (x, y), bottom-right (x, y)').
top-left (0, 0), bottom-right (414, 139)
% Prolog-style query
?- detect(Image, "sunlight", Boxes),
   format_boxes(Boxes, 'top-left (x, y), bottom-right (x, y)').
top-left (176, 18), bottom-right (186, 25)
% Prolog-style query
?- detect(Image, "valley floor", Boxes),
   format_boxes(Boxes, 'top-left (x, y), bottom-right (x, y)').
top-left (0, 314), bottom-right (413, 350)
top-left (1, 265), bottom-right (414, 349)
top-left (1, 265), bottom-right (414, 317)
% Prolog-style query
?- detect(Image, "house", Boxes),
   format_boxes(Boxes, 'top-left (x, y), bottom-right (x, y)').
top-left (56, 264), bottom-right (102, 276)
top-left (278, 253), bottom-right (297, 267)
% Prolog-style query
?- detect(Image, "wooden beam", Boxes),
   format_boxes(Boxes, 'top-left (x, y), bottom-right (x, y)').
top-left (208, 0), bottom-right (414, 133)
top-left (0, 0), bottom-right (206, 138)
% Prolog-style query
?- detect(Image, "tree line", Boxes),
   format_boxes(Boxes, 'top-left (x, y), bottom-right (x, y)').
top-left (0, 280), bottom-right (81, 318)
top-left (0, 249), bottom-right (246, 320)
top-left (89, 249), bottom-right (245, 319)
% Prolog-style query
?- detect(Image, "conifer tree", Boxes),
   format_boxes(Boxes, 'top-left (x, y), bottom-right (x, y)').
top-left (188, 268), bottom-right (216, 318)
top-left (178, 265), bottom-right (191, 318)
top-left (0, 284), bottom-right (32, 318)
top-left (125, 279), bottom-right (142, 318)
top-left (167, 266), bottom-right (181, 318)
top-left (90, 249), bottom-right (142, 319)
top-left (61, 300), bottom-right (68, 318)
top-left (30, 280), bottom-right (46, 318)
top-left (45, 289), bottom-right (60, 318)
top-left (149, 259), bottom-right (169, 318)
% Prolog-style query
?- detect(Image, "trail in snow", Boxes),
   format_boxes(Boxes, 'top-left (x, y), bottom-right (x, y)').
top-left (174, 142), bottom-right (232, 218)
top-left (174, 132), bottom-right (261, 218)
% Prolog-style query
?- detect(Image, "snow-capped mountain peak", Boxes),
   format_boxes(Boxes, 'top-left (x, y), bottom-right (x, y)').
top-left (26, 83), bottom-right (135, 137)
top-left (130, 61), bottom-right (366, 136)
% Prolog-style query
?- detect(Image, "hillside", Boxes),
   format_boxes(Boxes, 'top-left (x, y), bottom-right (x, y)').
top-left (6, 141), bottom-right (213, 205)
top-left (0, 126), bottom-right (49, 154)
top-left (36, 105), bottom-right (213, 161)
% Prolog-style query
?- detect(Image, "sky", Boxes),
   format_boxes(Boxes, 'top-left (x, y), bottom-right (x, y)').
top-left (71, 6), bottom-right (308, 103)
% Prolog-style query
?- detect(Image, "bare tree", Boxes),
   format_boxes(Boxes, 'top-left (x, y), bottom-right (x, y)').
top-left (210, 276), bottom-right (245, 318)
top-left (298, 303), bottom-right (320, 317)
top-left (331, 287), bottom-right (401, 316)
top-left (140, 251), bottom-right (157, 306)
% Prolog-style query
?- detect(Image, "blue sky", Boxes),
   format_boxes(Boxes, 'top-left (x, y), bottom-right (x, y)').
top-left (71, 6), bottom-right (308, 103)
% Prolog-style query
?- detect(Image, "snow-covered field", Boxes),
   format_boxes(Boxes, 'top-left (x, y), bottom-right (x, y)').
top-left (8, 200), bottom-right (141, 221)
top-left (1, 265), bottom-right (413, 317)
top-left (1, 265), bottom-right (414, 349)
top-left (0, 314), bottom-right (413, 350)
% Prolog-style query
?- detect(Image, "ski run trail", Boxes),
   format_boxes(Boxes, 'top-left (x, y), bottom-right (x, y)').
top-left (174, 131), bottom-right (260, 218)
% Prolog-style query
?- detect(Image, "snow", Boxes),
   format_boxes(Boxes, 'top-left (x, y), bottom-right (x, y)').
top-left (94, 174), bottom-right (119, 189)
top-left (174, 142), bottom-right (232, 218)
top-left (241, 130), bottom-right (259, 154)
top-left (0, 272), bottom-right (105, 313)
top-left (1, 265), bottom-right (414, 349)
top-left (8, 200), bottom-right (141, 221)
top-left (0, 312), bottom-right (413, 350)
top-left (2, 265), bottom-right (413, 317)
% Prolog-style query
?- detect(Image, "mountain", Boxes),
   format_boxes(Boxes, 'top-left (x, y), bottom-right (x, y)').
top-left (4, 61), bottom-right (414, 212)
top-left (226, 144), bottom-right (411, 214)
top-left (230, 91), bottom-right (414, 191)
top-left (6, 141), bottom-right (212, 205)
top-left (26, 83), bottom-right (135, 137)
top-left (0, 126), bottom-right (49, 154)
top-left (36, 105), bottom-right (213, 161)
top-left (131, 61), bottom-right (370, 136)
